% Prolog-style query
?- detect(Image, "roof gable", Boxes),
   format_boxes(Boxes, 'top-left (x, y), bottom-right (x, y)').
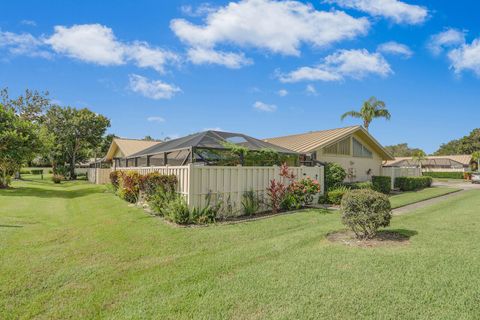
top-left (265, 126), bottom-right (394, 160)
top-left (105, 138), bottom-right (161, 161)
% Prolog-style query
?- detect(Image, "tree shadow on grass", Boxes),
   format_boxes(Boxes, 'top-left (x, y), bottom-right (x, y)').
top-left (0, 224), bottom-right (23, 228)
top-left (327, 228), bottom-right (418, 248)
top-left (0, 186), bottom-right (100, 199)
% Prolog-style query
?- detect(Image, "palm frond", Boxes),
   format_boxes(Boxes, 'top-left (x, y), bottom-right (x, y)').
top-left (340, 111), bottom-right (363, 121)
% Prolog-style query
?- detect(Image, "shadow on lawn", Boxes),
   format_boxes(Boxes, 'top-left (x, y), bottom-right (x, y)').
top-left (0, 186), bottom-right (99, 199)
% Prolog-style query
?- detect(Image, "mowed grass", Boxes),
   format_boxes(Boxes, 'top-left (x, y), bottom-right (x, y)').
top-left (1, 178), bottom-right (480, 319)
top-left (389, 187), bottom-right (462, 209)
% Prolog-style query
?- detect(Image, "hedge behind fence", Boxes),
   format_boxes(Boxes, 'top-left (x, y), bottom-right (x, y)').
top-left (394, 176), bottom-right (433, 191)
top-left (423, 171), bottom-right (464, 179)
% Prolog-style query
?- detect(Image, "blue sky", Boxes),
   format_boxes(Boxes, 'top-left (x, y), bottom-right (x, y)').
top-left (1, 0), bottom-right (479, 154)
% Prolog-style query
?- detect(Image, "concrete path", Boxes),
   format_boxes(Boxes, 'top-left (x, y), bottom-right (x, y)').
top-left (392, 189), bottom-right (466, 215)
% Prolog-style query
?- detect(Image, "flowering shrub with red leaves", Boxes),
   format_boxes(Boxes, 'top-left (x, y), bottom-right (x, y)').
top-left (288, 177), bottom-right (321, 206)
top-left (267, 163), bottom-right (322, 213)
top-left (118, 171), bottom-right (142, 203)
top-left (109, 170), bottom-right (122, 190)
top-left (266, 179), bottom-right (286, 214)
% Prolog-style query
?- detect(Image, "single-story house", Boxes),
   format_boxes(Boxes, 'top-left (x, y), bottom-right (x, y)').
top-left (119, 130), bottom-right (300, 167)
top-left (384, 154), bottom-right (474, 172)
top-left (105, 138), bottom-right (162, 168)
top-left (264, 125), bottom-right (394, 182)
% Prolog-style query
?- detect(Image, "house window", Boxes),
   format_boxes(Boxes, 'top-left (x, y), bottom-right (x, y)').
top-left (353, 138), bottom-right (373, 158)
top-left (324, 137), bottom-right (351, 156)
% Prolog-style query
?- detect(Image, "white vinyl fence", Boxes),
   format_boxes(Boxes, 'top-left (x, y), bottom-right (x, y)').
top-left (381, 167), bottom-right (422, 189)
top-left (88, 164), bottom-right (324, 215)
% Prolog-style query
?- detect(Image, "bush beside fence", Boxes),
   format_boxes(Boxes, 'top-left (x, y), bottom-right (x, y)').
top-left (394, 176), bottom-right (433, 191)
top-left (423, 171), bottom-right (464, 179)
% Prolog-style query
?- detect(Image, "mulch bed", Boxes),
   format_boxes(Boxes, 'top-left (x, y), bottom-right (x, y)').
top-left (327, 230), bottom-right (410, 248)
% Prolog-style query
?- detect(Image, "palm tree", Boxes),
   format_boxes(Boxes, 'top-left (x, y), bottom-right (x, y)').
top-left (340, 97), bottom-right (391, 131)
top-left (472, 151), bottom-right (480, 171)
top-left (412, 150), bottom-right (427, 170)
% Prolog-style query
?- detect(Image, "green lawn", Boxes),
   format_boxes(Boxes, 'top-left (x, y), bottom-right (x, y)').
top-left (1, 178), bottom-right (480, 319)
top-left (389, 187), bottom-right (462, 209)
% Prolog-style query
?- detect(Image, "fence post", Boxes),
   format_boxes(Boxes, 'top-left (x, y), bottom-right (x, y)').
top-left (187, 163), bottom-right (194, 208)
top-left (390, 168), bottom-right (395, 190)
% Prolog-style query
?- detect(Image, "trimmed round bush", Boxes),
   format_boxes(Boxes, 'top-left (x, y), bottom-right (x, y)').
top-left (341, 189), bottom-right (392, 239)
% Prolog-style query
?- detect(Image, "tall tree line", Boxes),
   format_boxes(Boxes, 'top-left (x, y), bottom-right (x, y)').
top-left (0, 88), bottom-right (110, 187)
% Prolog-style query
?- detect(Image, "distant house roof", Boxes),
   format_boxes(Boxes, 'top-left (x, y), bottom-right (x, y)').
top-left (384, 154), bottom-right (473, 167)
top-left (105, 138), bottom-right (161, 161)
top-left (264, 125), bottom-right (394, 160)
top-left (129, 130), bottom-right (298, 158)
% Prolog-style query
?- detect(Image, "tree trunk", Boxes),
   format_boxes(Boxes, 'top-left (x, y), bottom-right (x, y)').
top-left (364, 120), bottom-right (369, 131)
top-left (70, 152), bottom-right (76, 180)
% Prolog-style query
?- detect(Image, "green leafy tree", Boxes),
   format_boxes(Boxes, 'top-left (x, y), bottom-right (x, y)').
top-left (435, 129), bottom-right (480, 155)
top-left (341, 97), bottom-right (391, 131)
top-left (0, 104), bottom-right (41, 187)
top-left (472, 151), bottom-right (480, 171)
top-left (384, 143), bottom-right (425, 157)
top-left (100, 134), bottom-right (117, 155)
top-left (44, 106), bottom-right (110, 179)
top-left (1, 88), bottom-right (50, 122)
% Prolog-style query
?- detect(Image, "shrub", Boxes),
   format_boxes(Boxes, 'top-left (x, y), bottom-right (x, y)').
top-left (109, 171), bottom-right (121, 190)
top-left (241, 190), bottom-right (261, 216)
top-left (191, 193), bottom-right (221, 224)
top-left (318, 194), bottom-right (328, 204)
top-left (395, 176), bottom-right (432, 191)
top-left (344, 181), bottom-right (373, 190)
top-left (148, 188), bottom-right (177, 216)
top-left (117, 171), bottom-right (141, 203)
top-left (163, 195), bottom-right (191, 225)
top-left (423, 172), bottom-right (464, 180)
top-left (281, 192), bottom-right (302, 211)
top-left (139, 172), bottom-right (177, 199)
top-left (325, 162), bottom-right (347, 191)
top-left (372, 176), bottom-right (392, 194)
top-left (289, 177), bottom-right (321, 206)
top-left (266, 179), bottom-right (286, 214)
top-left (31, 169), bottom-right (43, 175)
top-left (52, 175), bottom-right (63, 184)
top-left (341, 189), bottom-right (392, 239)
top-left (327, 185), bottom-right (351, 205)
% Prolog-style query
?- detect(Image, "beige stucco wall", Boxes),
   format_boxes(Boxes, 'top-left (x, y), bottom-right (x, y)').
top-left (315, 132), bottom-right (383, 182)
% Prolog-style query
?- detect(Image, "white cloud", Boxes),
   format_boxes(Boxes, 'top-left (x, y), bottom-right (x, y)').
top-left (187, 47), bottom-right (252, 68)
top-left (45, 24), bottom-right (178, 72)
top-left (147, 116), bottom-right (166, 123)
top-left (181, 3), bottom-right (217, 17)
top-left (253, 101), bottom-right (277, 112)
top-left (277, 89), bottom-right (288, 97)
top-left (326, 0), bottom-right (428, 25)
top-left (0, 30), bottom-right (51, 58)
top-left (171, 0), bottom-right (369, 65)
top-left (448, 39), bottom-right (480, 76)
top-left (280, 49), bottom-right (392, 82)
top-left (129, 74), bottom-right (181, 100)
top-left (20, 20), bottom-right (37, 27)
top-left (305, 84), bottom-right (318, 95)
top-left (377, 41), bottom-right (413, 58)
top-left (428, 28), bottom-right (466, 55)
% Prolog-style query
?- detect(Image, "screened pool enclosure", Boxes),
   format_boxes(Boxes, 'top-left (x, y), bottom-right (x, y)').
top-left (114, 130), bottom-right (300, 168)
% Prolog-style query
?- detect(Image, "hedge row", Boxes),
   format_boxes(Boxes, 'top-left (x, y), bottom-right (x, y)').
top-left (394, 176), bottom-right (433, 191)
top-left (372, 176), bottom-right (391, 194)
top-left (423, 171), bottom-right (464, 179)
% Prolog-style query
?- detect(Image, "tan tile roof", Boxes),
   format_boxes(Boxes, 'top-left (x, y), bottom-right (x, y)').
top-left (105, 138), bottom-right (161, 160)
top-left (264, 125), bottom-right (393, 160)
top-left (385, 154), bottom-right (473, 166)
top-left (265, 126), bottom-right (360, 153)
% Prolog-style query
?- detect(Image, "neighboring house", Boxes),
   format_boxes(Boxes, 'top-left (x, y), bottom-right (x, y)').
top-left (265, 125), bottom-right (394, 182)
top-left (384, 154), bottom-right (473, 172)
top-left (105, 138), bottom-right (162, 168)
